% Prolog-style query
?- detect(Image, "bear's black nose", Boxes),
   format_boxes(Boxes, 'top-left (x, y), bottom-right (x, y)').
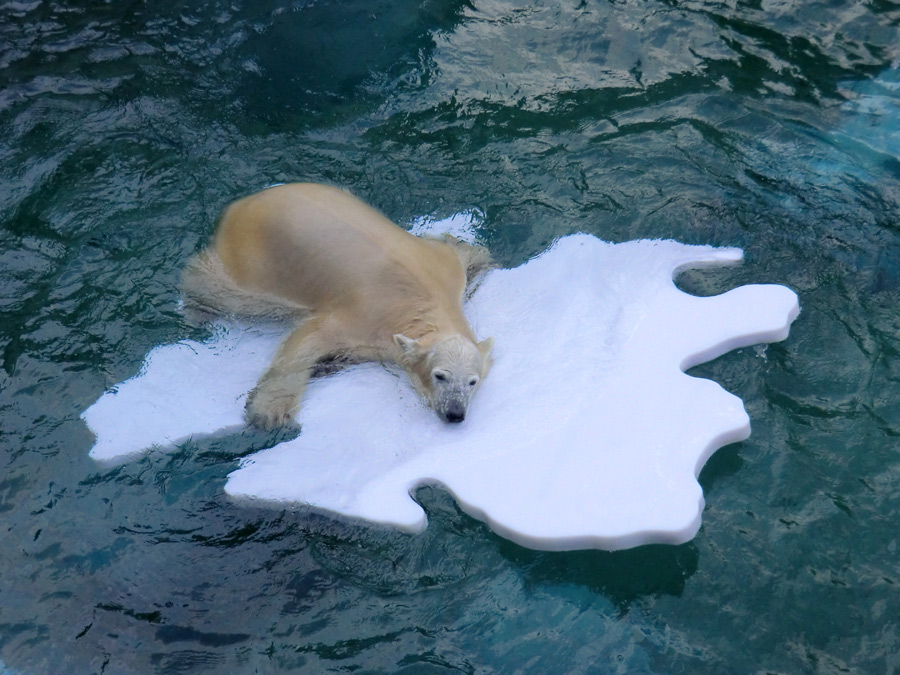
top-left (444, 403), bottom-right (466, 423)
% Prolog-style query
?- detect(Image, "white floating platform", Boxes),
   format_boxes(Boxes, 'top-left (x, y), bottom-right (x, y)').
top-left (83, 232), bottom-right (799, 551)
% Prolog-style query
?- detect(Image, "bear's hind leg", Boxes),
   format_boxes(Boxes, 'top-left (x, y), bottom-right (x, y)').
top-left (181, 249), bottom-right (308, 324)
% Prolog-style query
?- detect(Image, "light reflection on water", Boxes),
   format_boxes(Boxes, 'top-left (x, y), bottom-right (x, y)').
top-left (1, 0), bottom-right (899, 672)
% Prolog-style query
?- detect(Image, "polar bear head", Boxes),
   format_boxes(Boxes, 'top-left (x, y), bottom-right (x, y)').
top-left (394, 333), bottom-right (493, 423)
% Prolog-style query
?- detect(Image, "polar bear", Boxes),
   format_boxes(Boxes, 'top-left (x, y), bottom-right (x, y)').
top-left (182, 183), bottom-right (495, 430)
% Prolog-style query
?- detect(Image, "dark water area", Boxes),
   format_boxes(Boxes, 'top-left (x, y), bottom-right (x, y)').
top-left (2, 0), bottom-right (900, 672)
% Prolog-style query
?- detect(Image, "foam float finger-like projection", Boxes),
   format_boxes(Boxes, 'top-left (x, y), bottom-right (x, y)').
top-left (83, 232), bottom-right (799, 551)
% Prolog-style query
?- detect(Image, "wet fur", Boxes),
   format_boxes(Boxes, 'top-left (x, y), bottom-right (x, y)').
top-left (181, 183), bottom-right (495, 429)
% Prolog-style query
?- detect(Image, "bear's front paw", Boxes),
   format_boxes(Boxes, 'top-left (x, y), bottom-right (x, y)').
top-left (245, 387), bottom-right (300, 431)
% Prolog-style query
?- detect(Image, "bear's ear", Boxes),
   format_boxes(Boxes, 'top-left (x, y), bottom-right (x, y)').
top-left (477, 337), bottom-right (494, 356)
top-left (394, 334), bottom-right (424, 357)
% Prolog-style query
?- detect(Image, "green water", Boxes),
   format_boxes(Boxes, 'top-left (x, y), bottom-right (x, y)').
top-left (2, 0), bottom-right (900, 672)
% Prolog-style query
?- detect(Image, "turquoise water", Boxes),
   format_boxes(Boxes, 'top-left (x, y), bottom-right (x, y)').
top-left (2, 0), bottom-right (900, 672)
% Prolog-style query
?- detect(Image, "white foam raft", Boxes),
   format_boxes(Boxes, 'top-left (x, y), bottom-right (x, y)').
top-left (83, 232), bottom-right (799, 551)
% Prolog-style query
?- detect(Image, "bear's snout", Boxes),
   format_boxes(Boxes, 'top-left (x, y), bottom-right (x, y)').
top-left (443, 401), bottom-right (466, 424)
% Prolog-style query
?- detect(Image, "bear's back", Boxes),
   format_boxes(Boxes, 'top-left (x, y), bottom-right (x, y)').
top-left (214, 183), bottom-right (466, 316)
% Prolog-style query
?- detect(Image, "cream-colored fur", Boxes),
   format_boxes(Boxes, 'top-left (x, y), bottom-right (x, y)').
top-left (182, 183), bottom-right (494, 429)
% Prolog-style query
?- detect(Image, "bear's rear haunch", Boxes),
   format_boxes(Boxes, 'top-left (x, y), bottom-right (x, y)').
top-left (181, 183), bottom-right (495, 430)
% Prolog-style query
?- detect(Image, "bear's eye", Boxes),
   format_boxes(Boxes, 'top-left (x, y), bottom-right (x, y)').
top-left (468, 376), bottom-right (479, 387)
top-left (433, 371), bottom-right (449, 382)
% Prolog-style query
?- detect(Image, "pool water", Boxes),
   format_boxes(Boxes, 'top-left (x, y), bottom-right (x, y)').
top-left (2, 0), bottom-right (899, 672)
